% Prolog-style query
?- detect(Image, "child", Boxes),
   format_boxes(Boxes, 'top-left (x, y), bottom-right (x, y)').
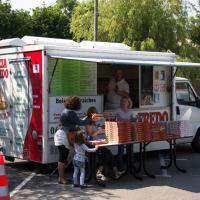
top-left (73, 131), bottom-right (98, 189)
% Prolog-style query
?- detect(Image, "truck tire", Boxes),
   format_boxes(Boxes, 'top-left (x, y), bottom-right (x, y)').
top-left (5, 156), bottom-right (15, 162)
top-left (191, 129), bottom-right (200, 153)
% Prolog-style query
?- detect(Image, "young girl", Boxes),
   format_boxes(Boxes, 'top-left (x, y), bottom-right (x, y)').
top-left (73, 131), bottom-right (98, 189)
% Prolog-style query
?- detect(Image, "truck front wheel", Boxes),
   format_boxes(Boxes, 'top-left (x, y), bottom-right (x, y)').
top-left (192, 129), bottom-right (200, 152)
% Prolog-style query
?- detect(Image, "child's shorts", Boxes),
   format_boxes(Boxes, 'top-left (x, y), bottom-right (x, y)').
top-left (73, 159), bottom-right (85, 168)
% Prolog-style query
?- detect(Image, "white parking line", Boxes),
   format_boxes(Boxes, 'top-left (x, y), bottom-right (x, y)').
top-left (10, 170), bottom-right (37, 197)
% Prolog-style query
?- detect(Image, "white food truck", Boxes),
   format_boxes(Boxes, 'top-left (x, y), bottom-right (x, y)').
top-left (0, 36), bottom-right (200, 164)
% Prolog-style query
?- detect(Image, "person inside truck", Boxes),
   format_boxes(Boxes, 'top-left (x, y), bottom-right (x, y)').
top-left (106, 69), bottom-right (130, 109)
top-left (85, 106), bottom-right (126, 182)
top-left (115, 96), bottom-right (136, 170)
top-left (54, 96), bottom-right (100, 185)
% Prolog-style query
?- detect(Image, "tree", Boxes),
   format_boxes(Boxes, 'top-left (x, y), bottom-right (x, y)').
top-left (189, 0), bottom-right (200, 46)
top-left (0, 1), bottom-right (32, 39)
top-left (71, 0), bottom-right (188, 54)
top-left (56, 0), bottom-right (77, 16)
top-left (32, 5), bottom-right (71, 39)
top-left (70, 1), bottom-right (94, 41)
top-left (140, 38), bottom-right (156, 51)
top-left (0, 1), bottom-right (13, 39)
top-left (9, 10), bottom-right (33, 38)
top-left (176, 1), bottom-right (200, 88)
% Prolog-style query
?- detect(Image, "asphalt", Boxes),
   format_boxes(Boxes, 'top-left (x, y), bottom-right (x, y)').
top-left (4, 144), bottom-right (200, 200)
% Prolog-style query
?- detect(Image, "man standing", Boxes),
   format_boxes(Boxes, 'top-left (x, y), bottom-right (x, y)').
top-left (106, 69), bottom-right (130, 109)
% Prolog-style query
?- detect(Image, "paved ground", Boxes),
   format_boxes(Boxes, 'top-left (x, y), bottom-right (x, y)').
top-left (5, 144), bottom-right (200, 200)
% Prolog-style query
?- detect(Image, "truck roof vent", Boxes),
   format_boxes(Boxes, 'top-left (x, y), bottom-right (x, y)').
top-left (22, 36), bottom-right (79, 48)
top-left (80, 41), bottom-right (131, 51)
top-left (0, 38), bottom-right (26, 48)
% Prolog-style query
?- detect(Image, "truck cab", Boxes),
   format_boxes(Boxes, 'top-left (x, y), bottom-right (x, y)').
top-left (175, 77), bottom-right (200, 152)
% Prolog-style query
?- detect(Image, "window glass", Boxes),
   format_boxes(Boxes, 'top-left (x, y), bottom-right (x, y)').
top-left (141, 66), bottom-right (153, 105)
top-left (176, 82), bottom-right (196, 105)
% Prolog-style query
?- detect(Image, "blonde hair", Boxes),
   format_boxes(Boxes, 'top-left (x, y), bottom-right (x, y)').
top-left (120, 96), bottom-right (132, 108)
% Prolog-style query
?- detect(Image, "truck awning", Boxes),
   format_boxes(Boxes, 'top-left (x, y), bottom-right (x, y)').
top-left (173, 62), bottom-right (200, 68)
top-left (48, 55), bottom-right (200, 67)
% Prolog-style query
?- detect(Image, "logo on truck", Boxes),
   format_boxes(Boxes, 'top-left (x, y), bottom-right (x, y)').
top-left (137, 111), bottom-right (169, 124)
top-left (0, 59), bottom-right (8, 78)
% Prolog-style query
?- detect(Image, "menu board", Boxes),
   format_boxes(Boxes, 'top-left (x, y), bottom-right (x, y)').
top-left (79, 61), bottom-right (97, 95)
top-left (48, 58), bottom-right (97, 96)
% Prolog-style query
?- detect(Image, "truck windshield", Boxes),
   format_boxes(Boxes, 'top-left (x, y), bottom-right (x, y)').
top-left (176, 82), bottom-right (196, 106)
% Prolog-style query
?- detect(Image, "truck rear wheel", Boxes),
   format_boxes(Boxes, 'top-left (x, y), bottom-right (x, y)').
top-left (192, 129), bottom-right (200, 153)
top-left (5, 156), bottom-right (15, 162)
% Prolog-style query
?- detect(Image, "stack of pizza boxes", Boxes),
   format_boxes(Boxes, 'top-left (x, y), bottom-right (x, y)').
top-left (105, 121), bottom-right (133, 144)
top-left (105, 119), bottom-right (189, 144)
top-left (132, 122), bottom-right (152, 142)
top-left (151, 122), bottom-right (168, 141)
top-left (132, 120), bottom-right (189, 142)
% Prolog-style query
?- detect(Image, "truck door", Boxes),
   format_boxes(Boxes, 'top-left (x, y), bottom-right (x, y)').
top-left (175, 80), bottom-right (200, 136)
top-left (0, 59), bottom-right (12, 156)
top-left (10, 59), bottom-right (30, 158)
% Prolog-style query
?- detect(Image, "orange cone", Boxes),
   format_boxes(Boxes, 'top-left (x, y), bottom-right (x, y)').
top-left (0, 152), bottom-right (10, 200)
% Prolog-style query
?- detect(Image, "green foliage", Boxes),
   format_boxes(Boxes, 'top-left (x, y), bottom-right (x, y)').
top-left (9, 10), bottom-right (33, 38)
top-left (56, 0), bottom-right (78, 16)
top-left (178, 42), bottom-right (200, 62)
top-left (189, 1), bottom-right (200, 46)
top-left (0, 1), bottom-right (12, 39)
top-left (32, 6), bottom-right (71, 38)
top-left (0, 1), bottom-right (32, 39)
top-left (0, 1), bottom-right (73, 39)
top-left (70, 1), bottom-right (94, 41)
top-left (140, 38), bottom-right (156, 51)
top-left (70, 0), bottom-right (188, 54)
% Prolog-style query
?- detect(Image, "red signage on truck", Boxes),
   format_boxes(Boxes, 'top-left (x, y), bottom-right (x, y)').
top-left (0, 59), bottom-right (8, 78)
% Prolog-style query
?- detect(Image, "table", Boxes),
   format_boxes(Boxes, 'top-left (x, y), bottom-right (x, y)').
top-left (134, 138), bottom-right (188, 179)
top-left (86, 137), bottom-right (188, 182)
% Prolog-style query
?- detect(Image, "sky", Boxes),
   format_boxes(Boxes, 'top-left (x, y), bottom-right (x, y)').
top-left (4, 0), bottom-right (200, 13)
top-left (9, 0), bottom-right (57, 11)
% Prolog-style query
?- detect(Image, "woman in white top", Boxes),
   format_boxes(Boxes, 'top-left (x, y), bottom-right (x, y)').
top-left (115, 96), bottom-right (134, 170)
top-left (73, 131), bottom-right (98, 189)
top-left (115, 96), bottom-right (134, 120)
